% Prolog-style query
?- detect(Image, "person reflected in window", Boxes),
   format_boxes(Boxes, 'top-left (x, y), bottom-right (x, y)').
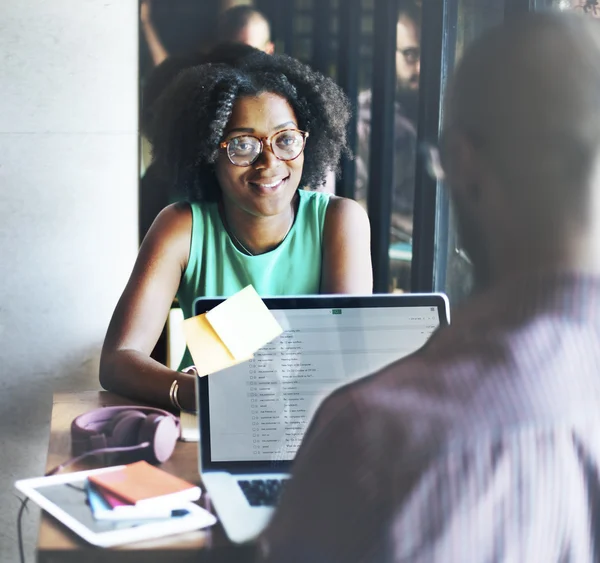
top-left (100, 51), bottom-right (373, 412)
top-left (140, 1), bottom-right (274, 68)
top-left (355, 1), bottom-right (421, 241)
top-left (259, 13), bottom-right (600, 562)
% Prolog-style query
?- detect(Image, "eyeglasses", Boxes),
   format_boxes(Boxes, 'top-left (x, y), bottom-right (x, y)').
top-left (397, 47), bottom-right (420, 65)
top-left (219, 128), bottom-right (309, 167)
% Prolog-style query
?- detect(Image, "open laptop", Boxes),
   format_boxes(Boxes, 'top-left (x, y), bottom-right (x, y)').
top-left (194, 293), bottom-right (450, 543)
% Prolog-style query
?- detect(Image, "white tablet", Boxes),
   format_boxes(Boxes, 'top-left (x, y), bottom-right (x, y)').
top-left (15, 466), bottom-right (217, 548)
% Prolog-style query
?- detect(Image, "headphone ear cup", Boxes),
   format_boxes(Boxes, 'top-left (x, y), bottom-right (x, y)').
top-left (107, 411), bottom-right (147, 448)
top-left (138, 413), bottom-right (178, 464)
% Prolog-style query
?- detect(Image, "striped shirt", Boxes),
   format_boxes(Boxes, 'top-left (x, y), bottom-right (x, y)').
top-left (259, 273), bottom-right (600, 563)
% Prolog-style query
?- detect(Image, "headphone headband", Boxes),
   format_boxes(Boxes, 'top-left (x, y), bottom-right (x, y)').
top-left (71, 405), bottom-right (181, 461)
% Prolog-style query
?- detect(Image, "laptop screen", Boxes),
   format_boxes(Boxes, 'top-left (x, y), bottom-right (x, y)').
top-left (195, 294), bottom-right (449, 472)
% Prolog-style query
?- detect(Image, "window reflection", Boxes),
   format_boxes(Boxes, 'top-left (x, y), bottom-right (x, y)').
top-left (537, 0), bottom-right (600, 16)
top-left (437, 0), bottom-right (504, 305)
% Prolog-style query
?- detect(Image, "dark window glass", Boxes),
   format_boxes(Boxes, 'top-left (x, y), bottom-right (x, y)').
top-left (435, 0), bottom-right (505, 305)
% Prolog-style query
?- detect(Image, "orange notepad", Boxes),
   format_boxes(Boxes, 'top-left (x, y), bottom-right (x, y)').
top-left (88, 461), bottom-right (201, 508)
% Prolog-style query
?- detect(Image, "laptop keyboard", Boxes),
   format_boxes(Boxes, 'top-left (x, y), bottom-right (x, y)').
top-left (237, 478), bottom-right (289, 507)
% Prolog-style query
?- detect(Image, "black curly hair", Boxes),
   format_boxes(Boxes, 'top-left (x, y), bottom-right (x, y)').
top-left (141, 43), bottom-right (260, 143)
top-left (150, 51), bottom-right (352, 202)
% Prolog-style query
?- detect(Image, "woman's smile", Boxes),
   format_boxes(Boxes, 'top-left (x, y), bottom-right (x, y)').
top-left (247, 174), bottom-right (290, 194)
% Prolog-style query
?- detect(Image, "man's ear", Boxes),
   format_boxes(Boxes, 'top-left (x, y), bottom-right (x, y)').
top-left (264, 41), bottom-right (275, 55)
top-left (444, 130), bottom-right (481, 204)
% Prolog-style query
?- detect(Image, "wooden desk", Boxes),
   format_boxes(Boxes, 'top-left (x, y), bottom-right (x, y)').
top-left (37, 391), bottom-right (254, 563)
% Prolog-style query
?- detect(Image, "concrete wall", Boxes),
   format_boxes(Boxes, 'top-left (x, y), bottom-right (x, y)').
top-left (0, 1), bottom-right (139, 559)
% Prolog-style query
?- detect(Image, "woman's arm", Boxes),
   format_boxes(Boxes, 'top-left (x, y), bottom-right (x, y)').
top-left (321, 197), bottom-right (373, 294)
top-left (99, 203), bottom-right (196, 411)
top-left (140, 0), bottom-right (169, 67)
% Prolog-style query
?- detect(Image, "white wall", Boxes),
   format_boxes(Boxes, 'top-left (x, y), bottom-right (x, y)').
top-left (0, 1), bottom-right (139, 559)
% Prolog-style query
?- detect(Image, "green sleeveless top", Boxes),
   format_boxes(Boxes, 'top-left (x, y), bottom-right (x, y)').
top-left (176, 189), bottom-right (331, 369)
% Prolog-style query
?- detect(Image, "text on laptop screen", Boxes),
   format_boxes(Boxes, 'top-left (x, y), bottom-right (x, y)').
top-left (208, 306), bottom-right (440, 462)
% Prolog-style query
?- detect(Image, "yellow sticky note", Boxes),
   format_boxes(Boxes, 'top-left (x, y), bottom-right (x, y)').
top-left (182, 313), bottom-right (253, 377)
top-left (205, 286), bottom-right (283, 361)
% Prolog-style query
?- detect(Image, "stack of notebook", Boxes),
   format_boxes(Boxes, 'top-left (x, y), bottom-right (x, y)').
top-left (85, 460), bottom-right (201, 522)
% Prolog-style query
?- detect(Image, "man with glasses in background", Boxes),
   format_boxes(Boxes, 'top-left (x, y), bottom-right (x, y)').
top-left (355, 0), bottom-right (421, 290)
top-left (356, 2), bottom-right (421, 234)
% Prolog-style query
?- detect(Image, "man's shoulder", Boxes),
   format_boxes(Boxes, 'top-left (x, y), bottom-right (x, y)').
top-left (326, 281), bottom-right (600, 440)
top-left (318, 342), bottom-right (461, 444)
top-left (316, 306), bottom-right (548, 448)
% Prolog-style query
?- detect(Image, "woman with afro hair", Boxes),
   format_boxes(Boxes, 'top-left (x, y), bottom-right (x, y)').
top-left (100, 49), bottom-right (372, 411)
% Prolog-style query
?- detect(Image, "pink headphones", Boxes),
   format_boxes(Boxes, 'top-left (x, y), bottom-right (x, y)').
top-left (71, 406), bottom-right (181, 465)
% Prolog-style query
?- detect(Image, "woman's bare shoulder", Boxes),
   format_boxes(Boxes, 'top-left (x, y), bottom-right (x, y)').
top-left (321, 195), bottom-right (372, 293)
top-left (139, 202), bottom-right (193, 269)
top-left (325, 195), bottom-right (369, 225)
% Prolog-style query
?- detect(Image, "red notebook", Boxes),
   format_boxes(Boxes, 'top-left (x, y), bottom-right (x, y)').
top-left (90, 484), bottom-right (129, 508)
top-left (88, 461), bottom-right (201, 508)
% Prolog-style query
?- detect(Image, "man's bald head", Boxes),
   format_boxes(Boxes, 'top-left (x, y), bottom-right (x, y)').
top-left (218, 6), bottom-right (274, 54)
top-left (443, 14), bottom-right (600, 286)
